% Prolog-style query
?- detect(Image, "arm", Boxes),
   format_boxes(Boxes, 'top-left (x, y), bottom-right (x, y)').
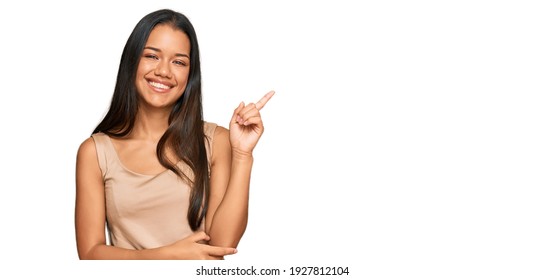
top-left (206, 127), bottom-right (252, 248)
top-left (206, 91), bottom-right (274, 248)
top-left (75, 137), bottom-right (236, 260)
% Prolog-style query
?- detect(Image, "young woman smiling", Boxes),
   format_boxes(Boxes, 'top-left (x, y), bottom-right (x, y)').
top-left (75, 9), bottom-right (274, 260)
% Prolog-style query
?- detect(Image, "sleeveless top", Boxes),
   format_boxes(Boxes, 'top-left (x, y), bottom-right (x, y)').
top-left (91, 122), bottom-right (217, 250)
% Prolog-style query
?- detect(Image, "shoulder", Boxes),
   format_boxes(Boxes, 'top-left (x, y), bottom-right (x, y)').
top-left (77, 132), bottom-right (110, 164)
top-left (77, 137), bottom-right (98, 162)
top-left (208, 124), bottom-right (231, 163)
top-left (203, 121), bottom-right (228, 143)
top-left (214, 125), bottom-right (229, 139)
top-left (212, 124), bottom-right (229, 148)
top-left (203, 121), bottom-right (218, 137)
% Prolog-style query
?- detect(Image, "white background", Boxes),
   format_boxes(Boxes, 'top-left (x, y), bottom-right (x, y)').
top-left (0, 0), bottom-right (543, 279)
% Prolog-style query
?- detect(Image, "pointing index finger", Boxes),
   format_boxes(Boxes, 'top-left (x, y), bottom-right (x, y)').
top-left (255, 90), bottom-right (275, 110)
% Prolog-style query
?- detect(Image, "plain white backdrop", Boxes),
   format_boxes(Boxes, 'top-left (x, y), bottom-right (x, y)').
top-left (1, 0), bottom-right (543, 279)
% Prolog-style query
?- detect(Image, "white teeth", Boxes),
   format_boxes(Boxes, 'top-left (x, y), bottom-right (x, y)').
top-left (149, 81), bottom-right (170, 90)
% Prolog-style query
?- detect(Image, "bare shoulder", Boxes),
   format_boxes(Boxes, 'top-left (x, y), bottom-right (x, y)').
top-left (77, 137), bottom-right (97, 162)
top-left (212, 125), bottom-right (231, 162)
top-left (76, 136), bottom-right (102, 186)
top-left (214, 125), bottom-right (229, 140)
top-left (213, 125), bottom-right (231, 148)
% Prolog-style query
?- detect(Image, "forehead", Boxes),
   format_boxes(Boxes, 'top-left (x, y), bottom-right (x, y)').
top-left (146, 24), bottom-right (191, 53)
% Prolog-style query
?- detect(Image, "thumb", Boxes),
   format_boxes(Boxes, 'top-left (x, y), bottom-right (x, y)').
top-left (191, 231), bottom-right (210, 243)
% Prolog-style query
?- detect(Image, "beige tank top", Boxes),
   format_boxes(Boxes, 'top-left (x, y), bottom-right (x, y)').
top-left (91, 122), bottom-right (217, 250)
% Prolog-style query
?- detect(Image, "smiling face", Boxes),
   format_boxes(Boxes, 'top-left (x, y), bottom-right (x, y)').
top-left (135, 24), bottom-right (191, 110)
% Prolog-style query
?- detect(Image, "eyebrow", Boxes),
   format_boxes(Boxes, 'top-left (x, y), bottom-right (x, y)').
top-left (144, 46), bottom-right (190, 59)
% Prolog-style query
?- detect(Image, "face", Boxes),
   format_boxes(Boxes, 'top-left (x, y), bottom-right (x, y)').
top-left (135, 24), bottom-right (191, 110)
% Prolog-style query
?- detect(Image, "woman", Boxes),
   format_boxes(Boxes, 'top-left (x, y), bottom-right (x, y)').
top-left (75, 9), bottom-right (273, 260)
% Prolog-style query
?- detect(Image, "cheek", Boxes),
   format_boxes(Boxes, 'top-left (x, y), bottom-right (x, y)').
top-left (175, 69), bottom-right (190, 85)
top-left (136, 62), bottom-right (153, 77)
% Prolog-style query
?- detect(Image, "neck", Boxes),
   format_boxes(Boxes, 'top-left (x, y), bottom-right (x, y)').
top-left (131, 105), bottom-right (171, 141)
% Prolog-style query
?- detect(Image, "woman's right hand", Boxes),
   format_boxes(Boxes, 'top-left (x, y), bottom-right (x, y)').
top-left (161, 231), bottom-right (237, 260)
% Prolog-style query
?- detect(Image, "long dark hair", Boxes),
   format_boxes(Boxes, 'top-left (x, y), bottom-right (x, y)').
top-left (93, 9), bottom-right (208, 231)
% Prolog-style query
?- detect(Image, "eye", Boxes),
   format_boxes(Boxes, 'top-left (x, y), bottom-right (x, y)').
top-left (173, 60), bottom-right (188, 66)
top-left (144, 54), bottom-right (159, 60)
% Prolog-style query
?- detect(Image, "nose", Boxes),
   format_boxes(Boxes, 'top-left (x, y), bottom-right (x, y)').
top-left (154, 60), bottom-right (172, 78)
